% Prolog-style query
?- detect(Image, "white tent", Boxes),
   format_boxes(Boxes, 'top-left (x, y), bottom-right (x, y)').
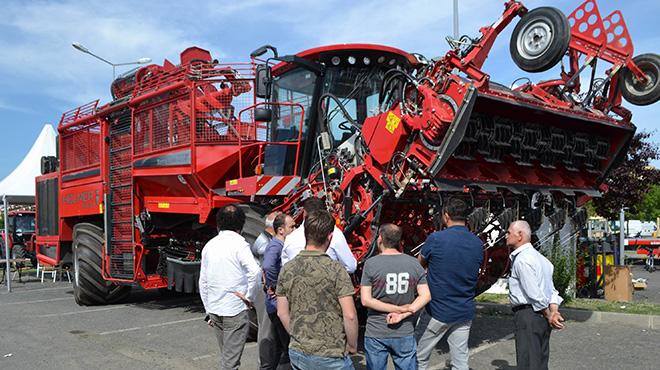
top-left (0, 124), bottom-right (57, 201)
top-left (2, 124), bottom-right (57, 291)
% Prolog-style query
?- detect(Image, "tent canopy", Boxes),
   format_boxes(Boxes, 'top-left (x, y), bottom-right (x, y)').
top-left (0, 124), bottom-right (57, 203)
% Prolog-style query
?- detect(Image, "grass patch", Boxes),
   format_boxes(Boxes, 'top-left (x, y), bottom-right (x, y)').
top-left (564, 298), bottom-right (660, 316)
top-left (476, 293), bottom-right (660, 316)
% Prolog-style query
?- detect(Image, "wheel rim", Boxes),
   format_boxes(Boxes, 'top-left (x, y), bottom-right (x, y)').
top-left (517, 19), bottom-right (554, 59)
top-left (625, 61), bottom-right (659, 96)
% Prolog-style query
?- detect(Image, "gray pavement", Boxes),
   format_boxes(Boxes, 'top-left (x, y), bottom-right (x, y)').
top-left (1, 277), bottom-right (658, 369)
top-left (631, 264), bottom-right (660, 304)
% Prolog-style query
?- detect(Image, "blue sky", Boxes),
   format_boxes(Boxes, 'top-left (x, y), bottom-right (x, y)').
top-left (0, 0), bottom-right (658, 179)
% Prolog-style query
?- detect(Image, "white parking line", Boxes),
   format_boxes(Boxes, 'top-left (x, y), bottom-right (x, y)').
top-left (0, 285), bottom-right (73, 294)
top-left (99, 317), bottom-right (201, 335)
top-left (36, 305), bottom-right (129, 318)
top-left (0, 297), bottom-right (71, 306)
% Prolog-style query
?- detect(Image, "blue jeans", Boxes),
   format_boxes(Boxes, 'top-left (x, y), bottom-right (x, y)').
top-left (364, 336), bottom-right (417, 370)
top-left (289, 349), bottom-right (354, 370)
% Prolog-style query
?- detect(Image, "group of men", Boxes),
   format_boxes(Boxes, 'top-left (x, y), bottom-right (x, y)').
top-left (199, 197), bottom-right (564, 370)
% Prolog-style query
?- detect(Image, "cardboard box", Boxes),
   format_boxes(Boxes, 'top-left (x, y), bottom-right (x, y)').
top-left (604, 265), bottom-right (633, 302)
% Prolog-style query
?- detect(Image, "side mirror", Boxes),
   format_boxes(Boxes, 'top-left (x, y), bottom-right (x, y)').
top-left (255, 64), bottom-right (271, 99)
top-left (255, 107), bottom-right (273, 122)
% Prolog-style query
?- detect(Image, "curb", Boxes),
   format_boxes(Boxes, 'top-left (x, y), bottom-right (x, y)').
top-left (476, 302), bottom-right (660, 330)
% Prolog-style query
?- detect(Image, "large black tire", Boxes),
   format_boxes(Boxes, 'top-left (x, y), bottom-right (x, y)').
top-left (621, 53), bottom-right (660, 106)
top-left (73, 223), bottom-right (131, 306)
top-left (236, 204), bottom-right (267, 342)
top-left (510, 7), bottom-right (571, 73)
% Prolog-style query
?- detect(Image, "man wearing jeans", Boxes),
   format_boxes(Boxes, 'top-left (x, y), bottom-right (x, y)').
top-left (199, 204), bottom-right (261, 370)
top-left (360, 224), bottom-right (431, 370)
top-left (416, 198), bottom-right (483, 370)
top-left (277, 210), bottom-right (358, 369)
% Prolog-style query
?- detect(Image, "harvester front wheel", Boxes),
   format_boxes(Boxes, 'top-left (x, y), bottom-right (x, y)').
top-left (237, 204), bottom-right (268, 341)
top-left (621, 53), bottom-right (660, 106)
top-left (510, 7), bottom-right (570, 73)
top-left (72, 223), bottom-right (130, 306)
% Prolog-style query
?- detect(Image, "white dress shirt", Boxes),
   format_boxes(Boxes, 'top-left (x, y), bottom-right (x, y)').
top-left (199, 230), bottom-right (261, 316)
top-left (508, 243), bottom-right (563, 312)
top-left (281, 222), bottom-right (357, 273)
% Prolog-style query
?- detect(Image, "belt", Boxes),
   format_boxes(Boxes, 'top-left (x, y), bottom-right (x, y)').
top-left (512, 304), bottom-right (533, 312)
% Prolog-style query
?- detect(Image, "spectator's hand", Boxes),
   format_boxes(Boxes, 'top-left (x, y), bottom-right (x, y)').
top-left (345, 343), bottom-right (358, 355)
top-left (233, 291), bottom-right (254, 309)
top-left (266, 287), bottom-right (277, 299)
top-left (548, 311), bottom-right (565, 330)
top-left (386, 312), bottom-right (405, 325)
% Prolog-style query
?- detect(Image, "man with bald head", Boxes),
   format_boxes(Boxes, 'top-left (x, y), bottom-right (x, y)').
top-left (506, 220), bottom-right (564, 370)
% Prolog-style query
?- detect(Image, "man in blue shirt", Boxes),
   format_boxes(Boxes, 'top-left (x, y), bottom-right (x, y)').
top-left (260, 213), bottom-right (296, 370)
top-left (415, 198), bottom-right (483, 370)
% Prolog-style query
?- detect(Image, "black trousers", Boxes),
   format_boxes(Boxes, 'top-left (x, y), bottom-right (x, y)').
top-left (259, 312), bottom-right (291, 370)
top-left (514, 307), bottom-right (551, 370)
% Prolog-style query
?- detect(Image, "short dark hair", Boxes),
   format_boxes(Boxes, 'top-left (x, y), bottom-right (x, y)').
top-left (379, 223), bottom-right (402, 249)
top-left (443, 197), bottom-right (468, 222)
top-left (216, 204), bottom-right (246, 232)
top-left (273, 213), bottom-right (288, 234)
top-left (304, 210), bottom-right (334, 247)
top-left (302, 197), bottom-right (325, 213)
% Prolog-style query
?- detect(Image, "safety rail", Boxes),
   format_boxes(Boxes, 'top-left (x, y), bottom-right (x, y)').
top-left (133, 66), bottom-right (258, 156)
top-left (237, 101), bottom-right (305, 178)
top-left (59, 100), bottom-right (99, 127)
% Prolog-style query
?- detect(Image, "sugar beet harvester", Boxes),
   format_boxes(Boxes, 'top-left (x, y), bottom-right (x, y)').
top-left (35, 0), bottom-right (658, 305)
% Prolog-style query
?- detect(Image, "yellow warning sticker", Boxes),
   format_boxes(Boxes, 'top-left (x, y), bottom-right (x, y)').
top-left (99, 202), bottom-right (104, 214)
top-left (328, 167), bottom-right (336, 175)
top-left (229, 179), bottom-right (238, 186)
top-left (385, 112), bottom-right (400, 134)
top-left (158, 202), bottom-right (170, 209)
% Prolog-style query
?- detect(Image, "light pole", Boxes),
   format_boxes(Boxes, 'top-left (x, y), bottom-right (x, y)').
top-left (72, 42), bottom-right (151, 79)
top-left (619, 206), bottom-right (628, 265)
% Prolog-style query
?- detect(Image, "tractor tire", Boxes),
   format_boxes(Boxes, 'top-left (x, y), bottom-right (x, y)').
top-left (72, 223), bottom-right (131, 306)
top-left (621, 53), bottom-right (660, 106)
top-left (510, 7), bottom-right (571, 73)
top-left (236, 204), bottom-right (268, 342)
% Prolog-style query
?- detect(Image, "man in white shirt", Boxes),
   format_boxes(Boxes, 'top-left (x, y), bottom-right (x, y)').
top-left (281, 197), bottom-right (357, 273)
top-left (199, 204), bottom-right (261, 370)
top-left (506, 220), bottom-right (565, 370)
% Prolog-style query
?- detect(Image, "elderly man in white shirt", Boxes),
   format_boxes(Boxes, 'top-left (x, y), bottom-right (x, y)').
top-left (506, 220), bottom-right (564, 370)
top-left (199, 204), bottom-right (260, 370)
top-left (281, 197), bottom-right (357, 273)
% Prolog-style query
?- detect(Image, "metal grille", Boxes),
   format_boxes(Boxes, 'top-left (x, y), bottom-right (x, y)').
top-left (133, 100), bottom-right (192, 155)
top-left (61, 122), bottom-right (101, 172)
top-left (194, 77), bottom-right (257, 143)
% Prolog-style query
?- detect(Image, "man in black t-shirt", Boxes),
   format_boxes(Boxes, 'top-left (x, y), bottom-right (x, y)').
top-left (360, 224), bottom-right (431, 370)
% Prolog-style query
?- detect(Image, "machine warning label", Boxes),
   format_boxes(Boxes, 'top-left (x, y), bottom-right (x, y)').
top-left (385, 112), bottom-right (400, 134)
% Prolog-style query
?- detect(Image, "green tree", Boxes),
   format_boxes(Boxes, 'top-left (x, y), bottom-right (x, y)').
top-left (631, 185), bottom-right (660, 221)
top-left (593, 132), bottom-right (660, 219)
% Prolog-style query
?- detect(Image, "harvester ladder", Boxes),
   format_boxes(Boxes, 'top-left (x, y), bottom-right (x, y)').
top-left (105, 109), bottom-right (135, 280)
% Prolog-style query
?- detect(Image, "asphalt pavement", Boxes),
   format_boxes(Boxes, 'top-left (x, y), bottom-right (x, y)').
top-left (0, 276), bottom-right (658, 370)
top-left (631, 264), bottom-right (660, 304)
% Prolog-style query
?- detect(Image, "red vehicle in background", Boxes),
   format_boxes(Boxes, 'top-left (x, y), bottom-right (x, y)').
top-left (34, 0), bottom-right (659, 306)
top-left (1, 210), bottom-right (37, 266)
